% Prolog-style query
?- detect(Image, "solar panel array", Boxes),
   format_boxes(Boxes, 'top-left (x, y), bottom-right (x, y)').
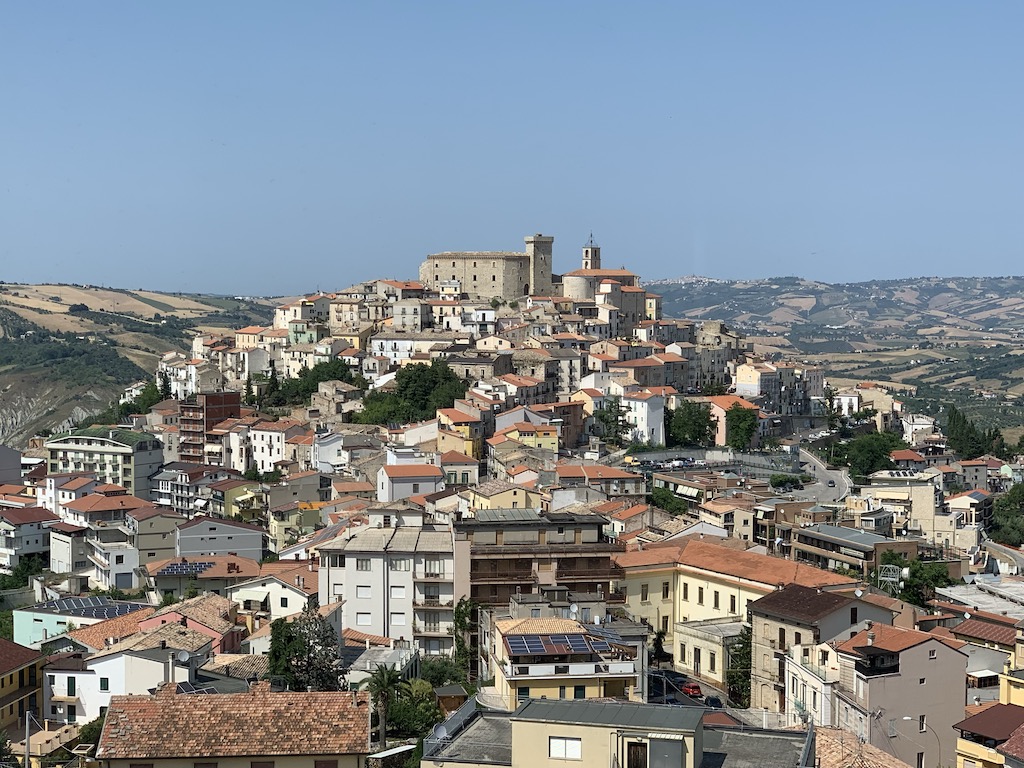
top-left (35, 596), bottom-right (149, 620)
top-left (157, 561), bottom-right (215, 577)
top-left (587, 625), bottom-right (623, 643)
top-left (505, 633), bottom-right (616, 656)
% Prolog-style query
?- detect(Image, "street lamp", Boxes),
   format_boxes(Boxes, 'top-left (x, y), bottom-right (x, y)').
top-left (902, 716), bottom-right (942, 768)
top-left (23, 710), bottom-right (45, 768)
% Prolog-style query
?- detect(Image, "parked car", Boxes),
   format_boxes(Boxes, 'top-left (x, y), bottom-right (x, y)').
top-left (704, 695), bottom-right (724, 709)
top-left (681, 682), bottom-right (702, 697)
top-left (827, 479), bottom-right (836, 487)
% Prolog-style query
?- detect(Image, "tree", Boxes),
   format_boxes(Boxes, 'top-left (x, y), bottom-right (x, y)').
top-left (267, 361), bottom-right (280, 397)
top-left (651, 487), bottom-right (687, 515)
top-left (724, 404), bottom-right (758, 451)
top-left (725, 626), bottom-right (751, 707)
top-left (822, 385), bottom-right (842, 430)
top-left (367, 663), bottom-right (409, 746)
top-left (158, 371), bottom-right (172, 400)
top-left (594, 396), bottom-right (628, 446)
top-left (879, 551), bottom-right (954, 607)
top-left (244, 374), bottom-right (255, 406)
top-left (354, 360), bottom-right (467, 425)
top-left (669, 400), bottom-right (716, 447)
top-left (77, 714), bottom-right (106, 746)
top-left (845, 431), bottom-right (905, 478)
top-left (419, 656), bottom-right (467, 688)
top-left (266, 604), bottom-right (341, 692)
top-left (650, 629), bottom-right (669, 667)
top-left (289, 602), bottom-right (342, 691)
top-left (0, 729), bottom-right (20, 766)
top-left (991, 483), bottom-right (1024, 547)
top-left (452, 597), bottom-right (476, 679)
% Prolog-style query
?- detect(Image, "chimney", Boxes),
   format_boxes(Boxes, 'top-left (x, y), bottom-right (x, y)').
top-left (308, 560), bottom-right (314, 572)
top-left (865, 620), bottom-right (873, 630)
top-left (867, 632), bottom-right (875, 646)
top-left (166, 651), bottom-right (175, 683)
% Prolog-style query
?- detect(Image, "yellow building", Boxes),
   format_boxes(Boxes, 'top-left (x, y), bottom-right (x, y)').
top-left (615, 537), bottom-right (856, 674)
top-left (954, 667), bottom-right (1024, 768)
top-left (438, 408), bottom-right (484, 459)
top-left (493, 422), bottom-right (559, 453)
top-left (461, 480), bottom-right (543, 512)
top-left (0, 638), bottom-right (43, 735)
top-left (488, 618), bottom-right (640, 710)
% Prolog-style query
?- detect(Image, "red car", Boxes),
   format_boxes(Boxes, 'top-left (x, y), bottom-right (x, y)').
top-left (681, 682), bottom-right (702, 697)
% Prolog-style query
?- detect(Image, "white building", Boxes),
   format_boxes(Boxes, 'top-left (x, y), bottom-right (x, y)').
top-left (317, 512), bottom-right (456, 657)
top-left (376, 464), bottom-right (445, 503)
top-left (621, 391), bottom-right (666, 445)
top-left (176, 516), bottom-right (266, 562)
top-left (0, 507), bottom-right (59, 569)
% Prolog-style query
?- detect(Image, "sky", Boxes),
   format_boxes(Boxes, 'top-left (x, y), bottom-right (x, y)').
top-left (2, 2), bottom-right (1022, 296)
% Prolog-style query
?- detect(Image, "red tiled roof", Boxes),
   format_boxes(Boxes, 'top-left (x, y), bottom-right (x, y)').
top-left (97, 683), bottom-right (370, 759)
top-left (951, 618), bottom-right (1016, 646)
top-left (382, 464), bottom-right (444, 479)
top-left (0, 506), bottom-right (59, 525)
top-left (0, 638), bottom-right (43, 676)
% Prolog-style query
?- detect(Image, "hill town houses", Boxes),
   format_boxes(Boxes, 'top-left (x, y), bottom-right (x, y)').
top-left (3, 232), bottom-right (1024, 768)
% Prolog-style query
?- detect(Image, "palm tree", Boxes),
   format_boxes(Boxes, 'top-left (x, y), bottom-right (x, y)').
top-left (366, 664), bottom-right (410, 747)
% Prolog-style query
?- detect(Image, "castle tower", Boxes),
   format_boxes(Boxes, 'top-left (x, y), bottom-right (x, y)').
top-left (525, 233), bottom-right (554, 297)
top-left (581, 233), bottom-right (601, 270)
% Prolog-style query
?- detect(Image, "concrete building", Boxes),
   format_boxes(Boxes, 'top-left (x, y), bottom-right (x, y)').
top-left (833, 623), bottom-right (966, 768)
top-left (317, 515), bottom-right (456, 657)
top-left (176, 516), bottom-right (266, 561)
top-left (45, 428), bottom-right (164, 500)
top-left (0, 506), bottom-right (58, 569)
top-left (177, 391), bottom-right (241, 464)
top-left (748, 584), bottom-right (895, 713)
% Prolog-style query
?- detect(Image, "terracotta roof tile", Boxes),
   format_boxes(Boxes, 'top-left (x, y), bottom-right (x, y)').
top-left (97, 683), bottom-right (370, 759)
top-left (0, 638), bottom-right (43, 676)
top-left (67, 607), bottom-right (157, 651)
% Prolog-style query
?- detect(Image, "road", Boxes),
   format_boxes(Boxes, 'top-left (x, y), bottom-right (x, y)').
top-left (797, 448), bottom-right (851, 503)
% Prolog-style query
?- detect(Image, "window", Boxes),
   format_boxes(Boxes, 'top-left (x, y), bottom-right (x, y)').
top-left (851, 606), bottom-right (858, 625)
top-left (314, 762), bottom-right (338, 768)
top-left (517, 686), bottom-right (530, 702)
top-left (661, 616), bottom-right (669, 634)
top-left (280, 597), bottom-right (288, 608)
top-left (662, 581), bottom-right (670, 600)
top-left (390, 585), bottom-right (405, 599)
top-left (530, 608), bottom-right (541, 618)
top-left (390, 558), bottom-right (411, 571)
top-left (683, 583), bottom-right (689, 601)
top-left (710, 652), bottom-right (716, 672)
top-left (67, 677), bottom-right (75, 695)
top-left (390, 612), bottom-right (406, 626)
top-left (356, 613), bottom-right (371, 626)
top-left (919, 714), bottom-right (926, 733)
top-left (559, 685), bottom-right (566, 699)
top-left (412, 483), bottom-right (420, 493)
top-left (698, 587), bottom-right (704, 605)
top-left (115, 555), bottom-right (124, 565)
top-left (916, 753), bottom-right (924, 768)
top-left (356, 558), bottom-right (371, 571)
top-left (356, 585), bottom-right (371, 599)
top-left (929, 649), bottom-right (937, 660)
top-left (713, 591), bottom-right (720, 610)
top-left (573, 685), bottom-right (585, 699)
top-left (919, 677), bottom-right (926, 685)
top-left (549, 737), bottom-right (582, 760)
top-left (99, 677), bottom-right (109, 692)
top-left (795, 632), bottom-right (802, 645)
top-left (812, 690), bottom-right (818, 710)
top-left (251, 763), bottom-right (275, 768)
top-left (640, 584), bottom-right (649, 602)
top-left (791, 676), bottom-right (798, 695)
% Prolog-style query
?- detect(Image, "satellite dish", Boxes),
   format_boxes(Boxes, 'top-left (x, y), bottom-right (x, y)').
top-left (431, 724), bottom-right (448, 740)
top-left (176, 650), bottom-right (192, 664)
top-left (964, 612), bottom-right (972, 620)
top-left (569, 603), bottom-right (579, 615)
top-left (855, 589), bottom-right (863, 598)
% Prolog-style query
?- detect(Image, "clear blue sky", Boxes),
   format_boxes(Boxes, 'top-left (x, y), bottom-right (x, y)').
top-left (2, 2), bottom-right (1022, 295)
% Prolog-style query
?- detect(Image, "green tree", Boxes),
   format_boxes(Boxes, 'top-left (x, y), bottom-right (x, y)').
top-left (0, 729), bottom-right (21, 766)
top-left (267, 361), bottom-right (279, 397)
top-left (822, 385), bottom-right (842, 430)
top-left (387, 685), bottom-right (443, 738)
top-left (244, 374), bottom-right (255, 406)
top-left (419, 656), bottom-right (467, 688)
top-left (77, 714), bottom-right (106, 746)
top-left (594, 396), bottom-right (628, 446)
top-left (650, 487), bottom-right (687, 515)
top-left (670, 400), bottom-right (716, 447)
top-left (725, 404), bottom-right (758, 451)
top-left (367, 663), bottom-right (410, 746)
top-left (879, 551), bottom-right (954, 607)
top-left (651, 629), bottom-right (669, 667)
top-left (158, 371), bottom-right (172, 400)
top-left (353, 361), bottom-right (467, 425)
top-left (725, 626), bottom-right (752, 707)
top-left (991, 483), bottom-right (1024, 547)
top-left (267, 618), bottom-right (300, 689)
top-left (452, 597), bottom-right (477, 679)
top-left (289, 602), bottom-right (342, 691)
top-left (845, 431), bottom-right (905, 479)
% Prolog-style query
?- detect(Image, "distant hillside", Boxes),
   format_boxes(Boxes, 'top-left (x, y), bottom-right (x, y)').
top-left (0, 284), bottom-right (275, 447)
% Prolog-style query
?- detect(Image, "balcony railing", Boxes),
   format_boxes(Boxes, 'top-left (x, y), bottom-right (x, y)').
top-left (470, 568), bottom-right (537, 584)
top-left (555, 565), bottom-right (624, 581)
top-left (505, 661), bottom-right (636, 679)
top-left (413, 597), bottom-right (454, 608)
top-left (413, 571), bottom-right (451, 582)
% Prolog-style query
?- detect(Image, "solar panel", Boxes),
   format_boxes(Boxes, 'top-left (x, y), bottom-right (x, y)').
top-left (549, 635), bottom-right (569, 647)
top-left (524, 637), bottom-right (546, 653)
top-left (566, 635), bottom-right (590, 652)
top-left (590, 641), bottom-right (611, 651)
top-left (507, 638), bottom-right (530, 654)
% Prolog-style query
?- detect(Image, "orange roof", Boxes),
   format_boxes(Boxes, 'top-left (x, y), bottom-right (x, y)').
top-left (439, 450), bottom-right (477, 464)
top-left (836, 624), bottom-right (956, 656)
top-left (707, 395), bottom-right (759, 411)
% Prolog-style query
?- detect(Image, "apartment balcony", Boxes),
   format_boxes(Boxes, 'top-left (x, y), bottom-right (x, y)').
top-left (413, 625), bottom-right (453, 638)
top-left (413, 597), bottom-right (455, 609)
top-left (798, 657), bottom-right (836, 682)
top-left (555, 565), bottom-right (624, 581)
top-left (470, 568), bottom-right (538, 584)
top-left (413, 571), bottom-right (452, 582)
top-left (504, 661), bottom-right (636, 679)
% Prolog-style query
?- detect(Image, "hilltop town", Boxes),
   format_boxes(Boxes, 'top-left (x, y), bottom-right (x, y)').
top-left (2, 233), bottom-right (1024, 768)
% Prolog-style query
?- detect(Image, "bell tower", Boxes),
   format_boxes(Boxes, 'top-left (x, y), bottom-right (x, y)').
top-left (582, 233), bottom-right (601, 270)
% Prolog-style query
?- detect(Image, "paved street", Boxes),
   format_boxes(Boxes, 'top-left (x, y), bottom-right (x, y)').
top-left (795, 448), bottom-right (850, 504)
